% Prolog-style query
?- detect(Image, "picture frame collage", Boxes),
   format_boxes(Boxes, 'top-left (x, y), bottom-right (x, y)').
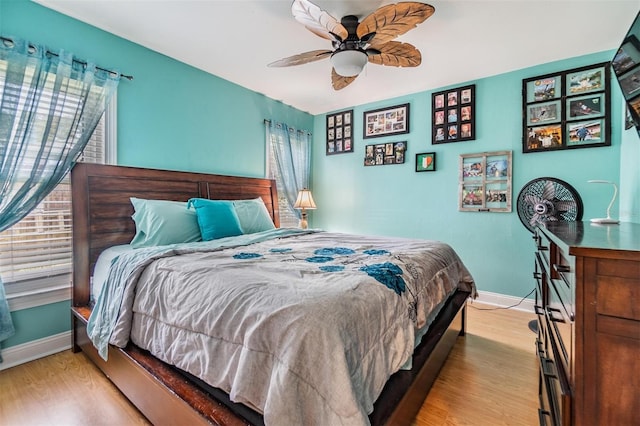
top-left (612, 33), bottom-right (640, 126)
top-left (432, 84), bottom-right (475, 144)
top-left (458, 150), bottom-right (512, 212)
top-left (363, 103), bottom-right (410, 139)
top-left (522, 62), bottom-right (611, 153)
top-left (364, 141), bottom-right (407, 166)
top-left (326, 109), bottom-right (353, 155)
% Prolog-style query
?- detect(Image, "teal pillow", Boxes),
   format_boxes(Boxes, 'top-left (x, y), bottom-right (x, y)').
top-left (233, 198), bottom-right (276, 234)
top-left (187, 198), bottom-right (243, 241)
top-left (130, 198), bottom-right (201, 248)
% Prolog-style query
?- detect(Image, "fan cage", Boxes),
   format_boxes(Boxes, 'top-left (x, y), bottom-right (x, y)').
top-left (516, 177), bottom-right (584, 233)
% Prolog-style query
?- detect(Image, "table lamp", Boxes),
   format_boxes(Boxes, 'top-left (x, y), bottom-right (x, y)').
top-left (294, 188), bottom-right (316, 229)
top-left (588, 180), bottom-right (619, 224)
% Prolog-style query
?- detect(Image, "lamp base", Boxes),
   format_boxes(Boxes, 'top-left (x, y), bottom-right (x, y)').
top-left (590, 217), bottom-right (620, 224)
top-left (299, 211), bottom-right (308, 229)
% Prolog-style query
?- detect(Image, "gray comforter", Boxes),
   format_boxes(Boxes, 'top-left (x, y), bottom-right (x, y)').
top-left (88, 229), bottom-right (475, 425)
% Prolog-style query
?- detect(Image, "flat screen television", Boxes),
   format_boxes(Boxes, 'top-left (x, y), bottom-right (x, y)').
top-left (611, 11), bottom-right (640, 137)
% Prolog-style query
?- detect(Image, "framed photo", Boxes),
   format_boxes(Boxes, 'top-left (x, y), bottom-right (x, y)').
top-left (416, 152), bottom-right (436, 172)
top-left (567, 65), bottom-right (606, 95)
top-left (566, 93), bottom-right (605, 120)
top-left (364, 141), bottom-right (406, 166)
top-left (522, 62), bottom-right (610, 153)
top-left (363, 103), bottom-right (409, 139)
top-left (526, 75), bottom-right (561, 102)
top-left (612, 36), bottom-right (640, 76)
top-left (525, 124), bottom-right (563, 151)
top-left (567, 119), bottom-right (605, 146)
top-left (326, 109), bottom-right (353, 155)
top-left (618, 68), bottom-right (640, 100)
top-left (526, 100), bottom-right (561, 126)
top-left (459, 150), bottom-right (512, 212)
top-left (432, 84), bottom-right (475, 144)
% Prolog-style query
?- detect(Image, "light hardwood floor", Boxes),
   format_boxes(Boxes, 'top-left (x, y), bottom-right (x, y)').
top-left (0, 302), bottom-right (537, 426)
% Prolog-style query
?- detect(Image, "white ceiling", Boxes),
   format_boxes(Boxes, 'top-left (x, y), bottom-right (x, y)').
top-left (35, 0), bottom-right (639, 115)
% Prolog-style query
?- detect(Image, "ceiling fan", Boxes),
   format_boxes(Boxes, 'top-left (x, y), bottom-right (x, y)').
top-left (268, 0), bottom-right (435, 90)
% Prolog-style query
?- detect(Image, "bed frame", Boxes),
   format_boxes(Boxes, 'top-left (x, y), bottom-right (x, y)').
top-left (70, 162), bottom-right (470, 426)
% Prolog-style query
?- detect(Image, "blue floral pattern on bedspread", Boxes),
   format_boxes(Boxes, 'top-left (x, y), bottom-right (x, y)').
top-left (232, 244), bottom-right (410, 296)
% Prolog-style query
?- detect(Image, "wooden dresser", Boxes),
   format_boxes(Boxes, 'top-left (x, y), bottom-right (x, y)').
top-left (533, 221), bottom-right (640, 426)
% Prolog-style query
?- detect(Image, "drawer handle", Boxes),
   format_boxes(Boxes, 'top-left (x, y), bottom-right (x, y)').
top-left (538, 408), bottom-right (551, 425)
top-left (554, 264), bottom-right (570, 273)
top-left (547, 307), bottom-right (566, 323)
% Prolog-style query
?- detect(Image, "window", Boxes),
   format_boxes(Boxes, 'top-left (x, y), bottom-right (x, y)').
top-left (0, 104), bottom-right (114, 289)
top-left (266, 133), bottom-right (300, 228)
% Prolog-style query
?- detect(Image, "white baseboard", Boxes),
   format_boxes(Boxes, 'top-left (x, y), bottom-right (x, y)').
top-left (0, 331), bottom-right (71, 371)
top-left (473, 290), bottom-right (535, 313)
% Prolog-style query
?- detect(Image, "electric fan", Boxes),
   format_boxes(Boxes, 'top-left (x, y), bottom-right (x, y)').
top-left (516, 177), bottom-right (583, 233)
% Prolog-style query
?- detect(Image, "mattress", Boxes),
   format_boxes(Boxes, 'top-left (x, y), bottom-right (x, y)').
top-left (88, 228), bottom-right (475, 425)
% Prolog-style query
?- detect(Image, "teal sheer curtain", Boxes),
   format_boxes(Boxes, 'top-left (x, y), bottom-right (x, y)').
top-left (267, 121), bottom-right (312, 218)
top-left (0, 37), bottom-right (120, 360)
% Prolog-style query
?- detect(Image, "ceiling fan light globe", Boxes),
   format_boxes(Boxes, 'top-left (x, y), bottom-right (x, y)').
top-left (331, 50), bottom-right (367, 77)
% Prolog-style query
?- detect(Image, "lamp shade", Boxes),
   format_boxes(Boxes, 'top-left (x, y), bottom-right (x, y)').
top-left (330, 50), bottom-right (368, 77)
top-left (294, 188), bottom-right (317, 210)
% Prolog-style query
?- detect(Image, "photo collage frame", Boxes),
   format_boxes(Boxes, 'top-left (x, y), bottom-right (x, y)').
top-left (458, 150), bottom-right (512, 212)
top-left (326, 109), bottom-right (353, 155)
top-left (432, 84), bottom-right (475, 144)
top-left (364, 141), bottom-right (407, 166)
top-left (612, 33), bottom-right (640, 126)
top-left (363, 103), bottom-right (409, 139)
top-left (522, 62), bottom-right (611, 153)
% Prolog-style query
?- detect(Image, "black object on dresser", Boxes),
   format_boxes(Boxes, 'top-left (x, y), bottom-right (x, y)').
top-left (533, 221), bottom-right (640, 426)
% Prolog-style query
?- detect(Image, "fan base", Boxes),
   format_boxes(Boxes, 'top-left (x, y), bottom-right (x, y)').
top-left (590, 218), bottom-right (620, 224)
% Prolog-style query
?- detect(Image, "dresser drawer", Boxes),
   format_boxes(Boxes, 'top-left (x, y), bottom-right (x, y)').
top-left (537, 338), bottom-right (571, 426)
top-left (595, 259), bottom-right (640, 321)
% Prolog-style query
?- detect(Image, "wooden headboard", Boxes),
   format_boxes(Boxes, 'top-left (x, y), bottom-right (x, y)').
top-left (71, 162), bottom-right (279, 307)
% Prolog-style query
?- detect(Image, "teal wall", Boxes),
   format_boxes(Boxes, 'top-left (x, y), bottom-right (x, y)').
top-left (311, 51), bottom-right (640, 299)
top-left (1, 0), bottom-right (313, 177)
top-left (0, 0), bottom-right (313, 350)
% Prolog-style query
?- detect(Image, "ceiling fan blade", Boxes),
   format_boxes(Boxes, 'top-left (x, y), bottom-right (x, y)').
top-left (368, 41), bottom-right (421, 67)
top-left (357, 2), bottom-right (435, 45)
top-left (331, 68), bottom-right (358, 90)
top-left (542, 180), bottom-right (556, 201)
top-left (292, 0), bottom-right (348, 42)
top-left (268, 50), bottom-right (332, 67)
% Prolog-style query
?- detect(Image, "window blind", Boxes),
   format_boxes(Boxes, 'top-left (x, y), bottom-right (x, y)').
top-left (267, 133), bottom-right (299, 228)
top-left (0, 116), bottom-right (105, 283)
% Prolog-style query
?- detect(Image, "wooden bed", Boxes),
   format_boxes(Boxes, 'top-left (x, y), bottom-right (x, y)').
top-left (70, 162), bottom-right (470, 426)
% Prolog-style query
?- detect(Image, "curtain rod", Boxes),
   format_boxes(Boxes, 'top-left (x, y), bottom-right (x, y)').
top-left (0, 36), bottom-right (133, 81)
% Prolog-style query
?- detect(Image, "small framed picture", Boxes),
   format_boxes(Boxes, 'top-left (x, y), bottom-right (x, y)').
top-left (567, 119), bottom-right (605, 146)
top-left (527, 100), bottom-right (561, 126)
top-left (364, 141), bottom-right (407, 166)
top-left (567, 65), bottom-right (606, 95)
top-left (525, 124), bottom-right (563, 152)
top-left (416, 152), bottom-right (436, 172)
top-left (526, 75), bottom-right (561, 102)
top-left (567, 94), bottom-right (605, 120)
top-left (612, 37), bottom-right (640, 76)
top-left (459, 150), bottom-right (512, 212)
top-left (432, 84), bottom-right (475, 144)
top-left (326, 109), bottom-right (354, 155)
top-left (618, 68), bottom-right (640, 100)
